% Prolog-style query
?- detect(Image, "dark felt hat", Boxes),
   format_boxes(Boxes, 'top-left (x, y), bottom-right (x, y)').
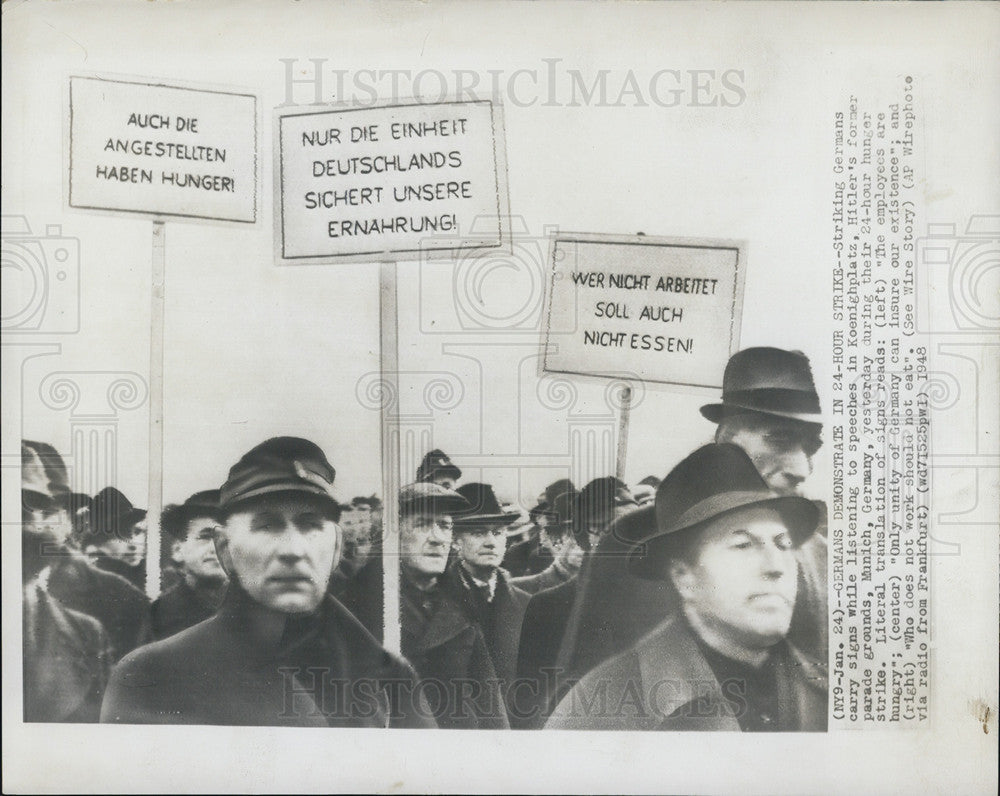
top-left (453, 482), bottom-right (522, 528)
top-left (22, 440), bottom-right (71, 508)
top-left (700, 347), bottom-right (822, 424)
top-left (571, 476), bottom-right (637, 548)
top-left (529, 477), bottom-right (577, 520)
top-left (220, 437), bottom-right (338, 510)
top-left (399, 481), bottom-right (471, 517)
top-left (161, 489), bottom-right (223, 539)
top-left (90, 486), bottom-right (147, 536)
top-left (22, 443), bottom-right (55, 511)
top-left (416, 449), bottom-right (462, 483)
top-left (612, 443), bottom-right (819, 579)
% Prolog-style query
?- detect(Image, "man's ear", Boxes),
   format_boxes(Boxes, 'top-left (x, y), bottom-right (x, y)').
top-left (169, 539), bottom-right (183, 565)
top-left (213, 524), bottom-right (234, 578)
top-left (330, 521), bottom-right (343, 573)
top-left (668, 558), bottom-right (696, 600)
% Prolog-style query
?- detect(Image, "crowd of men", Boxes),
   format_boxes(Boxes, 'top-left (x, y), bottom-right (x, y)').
top-left (21, 346), bottom-right (828, 731)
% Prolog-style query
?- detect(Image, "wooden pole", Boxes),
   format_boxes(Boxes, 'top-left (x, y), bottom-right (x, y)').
top-left (145, 221), bottom-right (165, 599)
top-left (614, 383), bottom-right (632, 481)
top-left (379, 261), bottom-right (401, 654)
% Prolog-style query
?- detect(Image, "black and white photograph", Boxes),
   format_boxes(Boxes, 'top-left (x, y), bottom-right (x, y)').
top-left (3, 1), bottom-right (997, 793)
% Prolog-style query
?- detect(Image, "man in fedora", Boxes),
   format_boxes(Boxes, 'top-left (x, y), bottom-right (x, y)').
top-left (151, 490), bottom-right (228, 640)
top-left (700, 346), bottom-right (828, 661)
top-left (559, 347), bottom-right (829, 689)
top-left (21, 442), bottom-right (112, 722)
top-left (398, 481), bottom-right (512, 729)
top-left (102, 437), bottom-right (432, 727)
top-left (82, 486), bottom-right (149, 592)
top-left (444, 483), bottom-right (530, 710)
top-left (23, 441), bottom-right (151, 663)
top-left (547, 444), bottom-right (828, 732)
top-left (512, 491), bottom-right (584, 596)
top-left (514, 477), bottom-right (637, 728)
top-left (416, 448), bottom-right (463, 490)
top-left (503, 478), bottom-right (575, 577)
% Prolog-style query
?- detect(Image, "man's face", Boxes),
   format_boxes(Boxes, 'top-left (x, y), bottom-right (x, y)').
top-left (218, 494), bottom-right (340, 613)
top-left (550, 531), bottom-right (584, 572)
top-left (101, 519), bottom-right (147, 567)
top-left (429, 474), bottom-right (456, 490)
top-left (22, 500), bottom-right (72, 579)
top-left (670, 506), bottom-right (799, 649)
top-left (584, 503), bottom-right (635, 549)
top-left (399, 511), bottom-right (453, 576)
top-left (173, 516), bottom-right (226, 583)
top-left (22, 502), bottom-right (72, 550)
top-left (453, 524), bottom-right (508, 571)
top-left (723, 414), bottom-right (822, 496)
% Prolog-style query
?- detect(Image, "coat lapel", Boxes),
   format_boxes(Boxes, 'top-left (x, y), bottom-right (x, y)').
top-left (634, 617), bottom-right (742, 731)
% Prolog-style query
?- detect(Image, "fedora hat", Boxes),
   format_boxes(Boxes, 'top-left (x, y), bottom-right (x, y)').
top-left (700, 347), bottom-right (822, 424)
top-left (22, 440), bottom-right (71, 508)
top-left (613, 443), bottom-right (818, 579)
top-left (571, 476), bottom-right (637, 548)
top-left (529, 477), bottom-right (577, 521)
top-left (452, 482), bottom-right (522, 528)
top-left (416, 449), bottom-right (462, 483)
top-left (161, 489), bottom-right (222, 540)
top-left (220, 437), bottom-right (338, 512)
top-left (90, 486), bottom-right (147, 536)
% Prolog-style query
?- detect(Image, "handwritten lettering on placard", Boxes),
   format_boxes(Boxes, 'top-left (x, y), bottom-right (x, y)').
top-left (543, 236), bottom-right (745, 387)
top-left (276, 100), bottom-right (506, 263)
top-left (68, 77), bottom-right (257, 222)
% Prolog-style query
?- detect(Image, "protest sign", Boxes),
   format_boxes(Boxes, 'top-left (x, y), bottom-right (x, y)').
top-left (68, 76), bottom-right (258, 223)
top-left (543, 234), bottom-right (747, 388)
top-left (275, 99), bottom-right (507, 263)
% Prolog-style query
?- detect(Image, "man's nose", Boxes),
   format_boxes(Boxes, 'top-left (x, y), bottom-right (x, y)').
top-left (781, 448), bottom-right (812, 488)
top-left (275, 527), bottom-right (309, 559)
top-left (759, 543), bottom-right (792, 578)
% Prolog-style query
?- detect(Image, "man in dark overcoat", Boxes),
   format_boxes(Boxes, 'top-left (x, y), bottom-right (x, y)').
top-left (547, 444), bottom-right (827, 732)
top-left (398, 481), bottom-right (511, 729)
top-left (101, 437), bottom-right (433, 727)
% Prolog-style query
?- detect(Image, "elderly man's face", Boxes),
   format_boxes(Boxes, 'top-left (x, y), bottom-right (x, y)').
top-left (218, 494), bottom-right (340, 613)
top-left (400, 511), bottom-right (453, 576)
top-left (670, 506), bottom-right (798, 649)
top-left (454, 524), bottom-right (507, 571)
top-left (722, 414), bottom-right (822, 496)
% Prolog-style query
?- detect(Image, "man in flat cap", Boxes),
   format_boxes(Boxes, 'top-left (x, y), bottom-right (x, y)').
top-left (151, 490), bottom-right (228, 640)
top-left (22, 442), bottom-right (112, 722)
top-left (547, 444), bottom-right (827, 731)
top-left (443, 483), bottom-right (529, 717)
top-left (102, 437), bottom-right (432, 727)
top-left (415, 448), bottom-right (462, 490)
top-left (23, 440), bottom-right (151, 663)
top-left (398, 481), bottom-right (510, 729)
